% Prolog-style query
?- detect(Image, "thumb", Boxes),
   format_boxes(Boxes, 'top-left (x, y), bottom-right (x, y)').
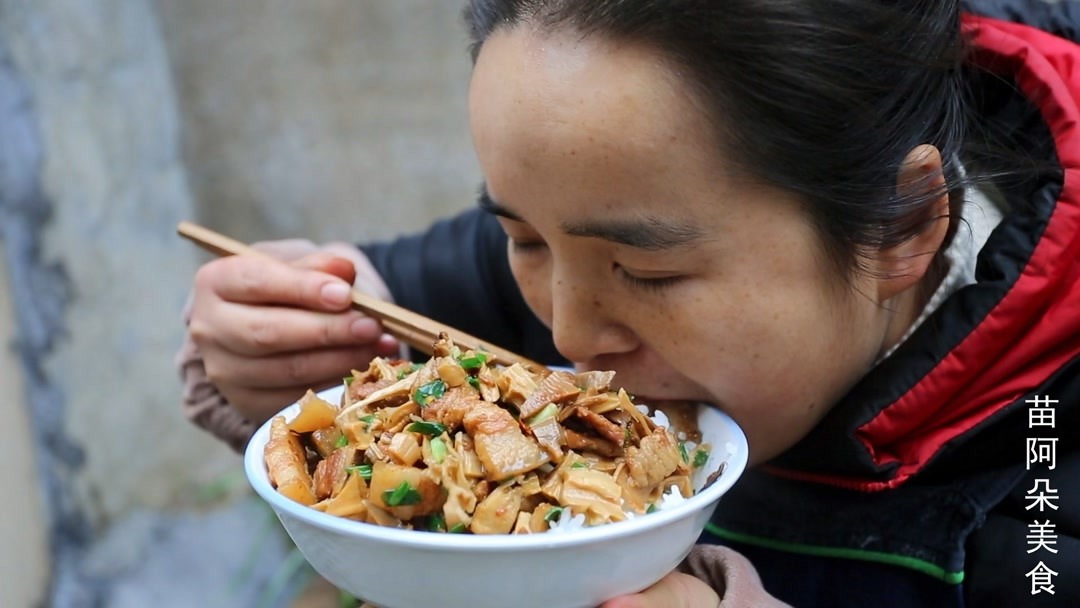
top-left (601, 573), bottom-right (719, 608)
top-left (291, 251), bottom-right (358, 286)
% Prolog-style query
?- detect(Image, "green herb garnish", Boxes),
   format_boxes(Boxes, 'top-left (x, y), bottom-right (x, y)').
top-left (343, 375), bottom-right (354, 385)
top-left (457, 352), bottom-right (489, 370)
top-left (430, 436), bottom-right (447, 464)
top-left (678, 441), bottom-right (689, 464)
top-left (692, 448), bottom-right (710, 468)
top-left (544, 507), bottom-right (565, 523)
top-left (345, 464), bottom-right (373, 480)
top-left (406, 421), bottom-right (447, 436)
top-left (571, 462), bottom-right (588, 469)
top-left (397, 362), bottom-right (424, 380)
top-left (526, 402), bottom-right (558, 426)
top-left (448, 523), bottom-right (467, 533)
top-left (413, 379), bottom-right (447, 407)
top-left (335, 434), bottom-right (349, 448)
top-left (358, 414), bottom-right (376, 430)
top-left (467, 376), bottom-right (480, 389)
top-left (428, 513), bottom-right (447, 533)
top-left (646, 503), bottom-right (659, 514)
top-left (382, 481), bottom-right (422, 507)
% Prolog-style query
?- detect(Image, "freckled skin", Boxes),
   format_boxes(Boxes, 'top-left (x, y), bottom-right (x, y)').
top-left (468, 29), bottom-right (921, 465)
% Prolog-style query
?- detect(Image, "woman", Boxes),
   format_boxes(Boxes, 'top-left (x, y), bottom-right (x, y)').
top-left (179, 0), bottom-right (1079, 605)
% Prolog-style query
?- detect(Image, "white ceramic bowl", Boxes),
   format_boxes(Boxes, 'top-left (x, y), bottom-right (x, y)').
top-left (245, 385), bottom-right (748, 608)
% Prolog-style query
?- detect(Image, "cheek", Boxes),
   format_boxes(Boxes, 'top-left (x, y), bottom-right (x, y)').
top-left (629, 280), bottom-right (866, 462)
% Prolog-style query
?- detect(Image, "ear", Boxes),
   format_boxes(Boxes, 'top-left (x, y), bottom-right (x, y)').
top-left (875, 144), bottom-right (952, 302)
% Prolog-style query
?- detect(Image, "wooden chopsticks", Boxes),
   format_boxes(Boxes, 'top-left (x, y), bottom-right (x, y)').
top-left (177, 221), bottom-right (547, 373)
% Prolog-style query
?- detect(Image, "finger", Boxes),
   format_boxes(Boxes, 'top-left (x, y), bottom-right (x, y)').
top-left (210, 345), bottom-right (392, 389)
top-left (192, 303), bottom-right (383, 356)
top-left (601, 573), bottom-right (719, 608)
top-left (194, 254), bottom-right (355, 311)
top-left (291, 251), bottom-right (358, 285)
top-left (320, 242), bottom-right (394, 301)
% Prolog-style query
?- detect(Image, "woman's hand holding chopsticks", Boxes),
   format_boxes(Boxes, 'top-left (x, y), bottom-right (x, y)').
top-left (187, 239), bottom-right (401, 425)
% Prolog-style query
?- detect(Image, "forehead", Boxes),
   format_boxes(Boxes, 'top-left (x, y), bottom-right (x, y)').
top-left (468, 27), bottom-right (724, 194)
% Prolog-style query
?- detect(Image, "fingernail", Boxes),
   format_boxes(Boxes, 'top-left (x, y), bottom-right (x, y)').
top-left (350, 318), bottom-right (378, 339)
top-left (321, 282), bottom-right (352, 306)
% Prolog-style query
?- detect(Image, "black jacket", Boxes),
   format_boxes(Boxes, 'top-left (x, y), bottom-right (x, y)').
top-left (362, 3), bottom-right (1079, 605)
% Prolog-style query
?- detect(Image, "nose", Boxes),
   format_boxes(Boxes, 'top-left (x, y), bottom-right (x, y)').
top-left (549, 273), bottom-right (638, 363)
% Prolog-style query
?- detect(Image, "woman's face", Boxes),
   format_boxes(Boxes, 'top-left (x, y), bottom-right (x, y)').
top-left (468, 29), bottom-right (906, 464)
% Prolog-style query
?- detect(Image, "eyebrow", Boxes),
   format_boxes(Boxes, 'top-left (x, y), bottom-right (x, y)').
top-left (478, 184), bottom-right (704, 251)
top-left (561, 216), bottom-right (705, 250)
top-left (478, 186), bottom-right (524, 222)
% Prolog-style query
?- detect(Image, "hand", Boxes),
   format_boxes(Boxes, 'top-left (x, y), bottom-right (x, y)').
top-left (601, 572), bottom-right (720, 608)
top-left (188, 238), bottom-right (400, 424)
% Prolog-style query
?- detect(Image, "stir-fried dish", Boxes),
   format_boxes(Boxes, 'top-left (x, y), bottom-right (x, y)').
top-left (264, 334), bottom-right (713, 534)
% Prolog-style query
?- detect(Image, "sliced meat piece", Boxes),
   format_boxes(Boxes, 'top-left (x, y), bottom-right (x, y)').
top-left (518, 371), bottom-right (580, 420)
top-left (575, 370), bottom-right (615, 391)
top-left (348, 378), bottom-right (395, 403)
top-left (463, 403), bottom-right (549, 480)
top-left (312, 445), bottom-right (356, 500)
top-left (573, 406), bottom-right (628, 446)
top-left (562, 426), bottom-right (623, 458)
top-left (422, 385), bottom-right (484, 432)
top-left (265, 416), bottom-right (317, 505)
top-left (624, 428), bottom-right (681, 489)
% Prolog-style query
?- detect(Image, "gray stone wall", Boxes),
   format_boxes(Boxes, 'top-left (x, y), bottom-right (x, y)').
top-left (0, 1), bottom-right (483, 606)
top-left (155, 0), bottom-right (480, 245)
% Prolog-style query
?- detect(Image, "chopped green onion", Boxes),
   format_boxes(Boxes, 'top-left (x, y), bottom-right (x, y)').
top-left (448, 523), bottom-right (467, 533)
top-left (343, 375), bottom-right (354, 385)
top-left (397, 362), bottom-right (423, 379)
top-left (544, 507), bottom-right (565, 523)
top-left (358, 414), bottom-right (376, 430)
top-left (413, 379), bottom-right (447, 407)
top-left (457, 352), bottom-right (489, 370)
top-left (623, 425), bottom-right (633, 446)
top-left (335, 434), bottom-right (348, 448)
top-left (428, 513), bottom-right (447, 533)
top-left (467, 376), bottom-right (480, 389)
top-left (678, 441), bottom-right (689, 464)
top-left (345, 464), bottom-right (372, 480)
top-left (570, 462), bottom-right (588, 469)
top-left (430, 436), bottom-right (447, 464)
top-left (383, 481), bottom-right (422, 507)
top-left (406, 421), bottom-right (447, 436)
top-left (692, 448), bottom-right (710, 468)
top-left (646, 503), bottom-right (659, 514)
top-left (526, 402), bottom-right (559, 426)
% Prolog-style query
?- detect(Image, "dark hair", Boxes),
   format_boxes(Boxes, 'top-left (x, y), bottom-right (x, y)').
top-left (463, 0), bottom-right (970, 283)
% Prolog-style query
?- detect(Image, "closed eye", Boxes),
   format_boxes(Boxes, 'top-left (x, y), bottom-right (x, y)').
top-left (510, 239), bottom-right (548, 254)
top-left (615, 265), bottom-right (685, 292)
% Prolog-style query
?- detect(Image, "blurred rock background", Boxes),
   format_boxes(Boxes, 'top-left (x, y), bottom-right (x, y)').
top-left (0, 1), bottom-right (479, 606)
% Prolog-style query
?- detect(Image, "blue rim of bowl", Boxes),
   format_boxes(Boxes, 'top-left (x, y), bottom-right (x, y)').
top-left (244, 393), bottom-right (748, 553)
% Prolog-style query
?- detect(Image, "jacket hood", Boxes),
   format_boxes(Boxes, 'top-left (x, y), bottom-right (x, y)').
top-left (767, 10), bottom-right (1080, 491)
